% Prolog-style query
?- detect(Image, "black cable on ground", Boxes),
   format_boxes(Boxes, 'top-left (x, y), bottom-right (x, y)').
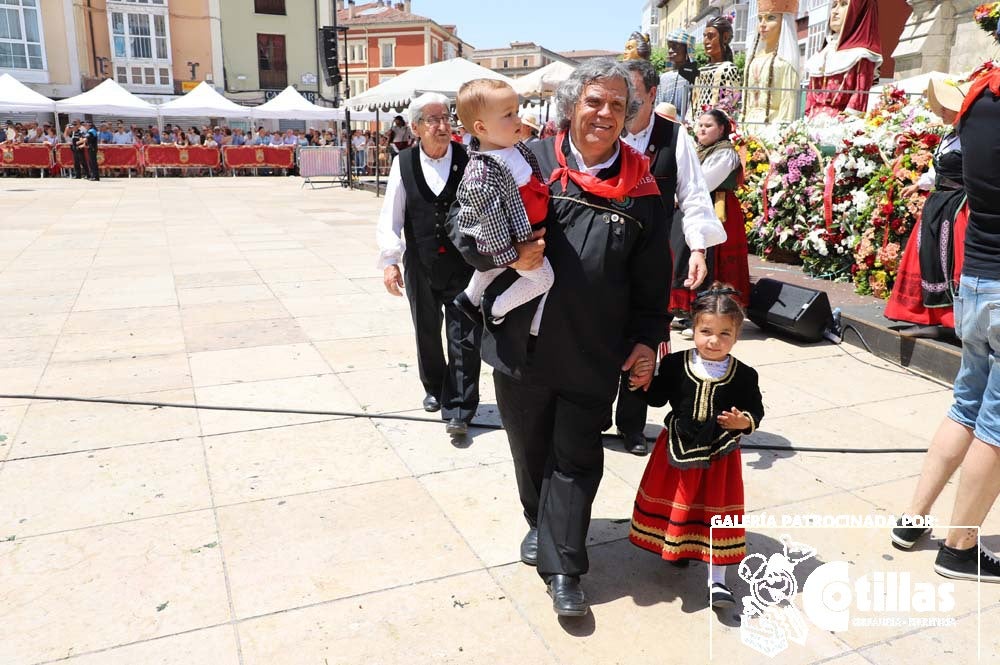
top-left (0, 393), bottom-right (929, 454)
top-left (837, 323), bottom-right (954, 388)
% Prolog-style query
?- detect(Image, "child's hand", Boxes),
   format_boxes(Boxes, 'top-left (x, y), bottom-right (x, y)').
top-left (627, 357), bottom-right (654, 391)
top-left (717, 407), bottom-right (751, 431)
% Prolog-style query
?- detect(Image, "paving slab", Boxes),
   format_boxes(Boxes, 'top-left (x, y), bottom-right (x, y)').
top-left (0, 177), bottom-right (989, 665)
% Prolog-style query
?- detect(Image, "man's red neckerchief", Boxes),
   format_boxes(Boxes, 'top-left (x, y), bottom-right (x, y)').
top-left (549, 131), bottom-right (659, 200)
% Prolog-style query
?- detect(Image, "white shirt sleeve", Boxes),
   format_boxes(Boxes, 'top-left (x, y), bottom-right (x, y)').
top-left (674, 131), bottom-right (727, 250)
top-left (375, 157), bottom-right (406, 269)
top-left (916, 166), bottom-right (935, 192)
top-left (700, 149), bottom-right (741, 193)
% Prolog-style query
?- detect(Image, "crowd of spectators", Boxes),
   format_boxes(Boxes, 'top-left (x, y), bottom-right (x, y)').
top-left (2, 120), bottom-right (349, 148)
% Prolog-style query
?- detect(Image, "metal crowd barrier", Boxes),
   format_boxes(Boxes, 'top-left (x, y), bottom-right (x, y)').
top-left (298, 145), bottom-right (348, 189)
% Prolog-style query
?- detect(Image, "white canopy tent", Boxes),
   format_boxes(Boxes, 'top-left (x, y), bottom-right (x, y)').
top-left (157, 81), bottom-right (251, 118)
top-left (511, 61), bottom-right (576, 98)
top-left (56, 78), bottom-right (158, 117)
top-left (251, 86), bottom-right (339, 121)
top-left (347, 58), bottom-right (514, 111)
top-left (330, 108), bottom-right (379, 122)
top-left (0, 73), bottom-right (56, 113)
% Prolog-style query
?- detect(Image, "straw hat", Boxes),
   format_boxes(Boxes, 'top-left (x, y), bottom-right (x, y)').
top-left (655, 102), bottom-right (678, 121)
top-left (520, 113), bottom-right (541, 132)
top-left (927, 79), bottom-right (970, 118)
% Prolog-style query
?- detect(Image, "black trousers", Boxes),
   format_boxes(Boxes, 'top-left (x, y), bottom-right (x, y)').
top-left (85, 147), bottom-right (99, 180)
top-left (494, 370), bottom-right (611, 579)
top-left (614, 371), bottom-right (648, 436)
top-left (402, 256), bottom-right (481, 422)
top-left (71, 146), bottom-right (86, 178)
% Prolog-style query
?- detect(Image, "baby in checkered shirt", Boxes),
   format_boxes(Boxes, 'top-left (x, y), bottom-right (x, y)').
top-left (453, 79), bottom-right (554, 326)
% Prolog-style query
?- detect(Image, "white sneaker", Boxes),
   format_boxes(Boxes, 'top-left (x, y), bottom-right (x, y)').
top-left (680, 328), bottom-right (694, 339)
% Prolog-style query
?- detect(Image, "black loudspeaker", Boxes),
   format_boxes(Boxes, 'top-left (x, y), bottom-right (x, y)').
top-left (319, 27), bottom-right (341, 87)
top-left (748, 278), bottom-right (833, 343)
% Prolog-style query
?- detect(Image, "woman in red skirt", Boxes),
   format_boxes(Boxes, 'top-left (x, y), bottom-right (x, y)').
top-left (885, 80), bottom-right (969, 338)
top-left (629, 283), bottom-right (764, 608)
top-left (669, 110), bottom-right (751, 336)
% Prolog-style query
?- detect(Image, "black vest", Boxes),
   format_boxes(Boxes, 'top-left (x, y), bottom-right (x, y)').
top-left (644, 113), bottom-right (682, 215)
top-left (399, 142), bottom-right (471, 288)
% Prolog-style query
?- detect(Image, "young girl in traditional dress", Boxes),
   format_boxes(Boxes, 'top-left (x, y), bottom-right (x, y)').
top-left (628, 284), bottom-right (764, 608)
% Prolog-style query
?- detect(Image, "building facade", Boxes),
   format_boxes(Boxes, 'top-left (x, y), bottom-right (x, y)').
top-left (218, 0), bottom-right (325, 105)
top-left (654, 1), bottom-right (754, 54)
top-left (472, 42), bottom-right (577, 78)
top-left (892, 0), bottom-right (977, 80)
top-left (0, 0), bottom-right (82, 98)
top-left (318, 1), bottom-right (471, 103)
top-left (640, 0), bottom-right (659, 48)
top-left (557, 50), bottom-right (620, 64)
top-left (69, 0), bottom-right (222, 98)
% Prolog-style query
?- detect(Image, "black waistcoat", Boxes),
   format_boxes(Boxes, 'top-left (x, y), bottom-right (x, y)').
top-left (644, 113), bottom-right (681, 216)
top-left (399, 142), bottom-right (471, 289)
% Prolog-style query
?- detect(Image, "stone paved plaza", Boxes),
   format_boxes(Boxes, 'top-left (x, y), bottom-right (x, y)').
top-left (0, 177), bottom-right (997, 664)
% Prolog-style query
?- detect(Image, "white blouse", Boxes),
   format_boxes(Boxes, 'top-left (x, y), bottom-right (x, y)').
top-left (701, 149), bottom-right (741, 192)
top-left (691, 350), bottom-right (732, 380)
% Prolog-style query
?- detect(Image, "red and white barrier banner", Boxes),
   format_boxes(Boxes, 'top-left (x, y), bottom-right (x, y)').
top-left (223, 145), bottom-right (295, 169)
top-left (143, 145), bottom-right (220, 168)
top-left (0, 144), bottom-right (53, 169)
top-left (55, 144), bottom-right (141, 171)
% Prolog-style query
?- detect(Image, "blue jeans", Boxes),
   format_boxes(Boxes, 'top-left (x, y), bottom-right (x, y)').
top-left (948, 276), bottom-right (1000, 447)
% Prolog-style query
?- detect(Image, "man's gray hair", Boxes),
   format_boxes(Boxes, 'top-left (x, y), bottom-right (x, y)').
top-left (409, 92), bottom-right (450, 127)
top-left (554, 58), bottom-right (641, 133)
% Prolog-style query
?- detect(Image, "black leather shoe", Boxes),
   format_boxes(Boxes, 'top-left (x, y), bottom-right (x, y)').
top-left (520, 528), bottom-right (538, 566)
top-left (453, 292), bottom-right (482, 323)
top-left (445, 418), bottom-right (468, 436)
top-left (422, 394), bottom-right (441, 412)
top-left (621, 431), bottom-right (649, 456)
top-left (547, 575), bottom-right (588, 616)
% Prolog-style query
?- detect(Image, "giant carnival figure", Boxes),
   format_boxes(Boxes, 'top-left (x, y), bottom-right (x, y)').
top-left (623, 31), bottom-right (653, 61)
top-left (692, 16), bottom-right (741, 117)
top-left (805, 0), bottom-right (883, 118)
top-left (743, 0), bottom-right (801, 126)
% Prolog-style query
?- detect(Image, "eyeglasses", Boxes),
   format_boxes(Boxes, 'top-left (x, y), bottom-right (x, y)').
top-left (419, 115), bottom-right (451, 126)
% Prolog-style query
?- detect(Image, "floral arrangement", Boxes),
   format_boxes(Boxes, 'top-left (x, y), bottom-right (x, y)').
top-left (974, 3), bottom-right (1000, 38)
top-left (754, 124), bottom-right (825, 261)
top-left (735, 85), bottom-right (947, 297)
top-left (733, 134), bottom-right (771, 253)
top-left (851, 130), bottom-right (941, 297)
top-left (799, 127), bottom-right (880, 281)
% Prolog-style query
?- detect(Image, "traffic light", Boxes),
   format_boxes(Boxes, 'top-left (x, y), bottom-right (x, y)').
top-left (319, 26), bottom-right (341, 87)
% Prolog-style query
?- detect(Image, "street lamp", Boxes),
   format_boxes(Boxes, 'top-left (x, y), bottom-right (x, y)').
top-left (96, 56), bottom-right (110, 78)
top-left (187, 61), bottom-right (200, 80)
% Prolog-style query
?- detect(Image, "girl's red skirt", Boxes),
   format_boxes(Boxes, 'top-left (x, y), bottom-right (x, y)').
top-left (629, 427), bottom-right (746, 565)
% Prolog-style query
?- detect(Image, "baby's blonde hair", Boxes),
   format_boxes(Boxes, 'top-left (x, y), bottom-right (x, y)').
top-left (456, 79), bottom-right (515, 137)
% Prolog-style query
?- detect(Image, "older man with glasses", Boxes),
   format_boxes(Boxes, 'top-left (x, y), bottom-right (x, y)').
top-left (375, 92), bottom-right (482, 437)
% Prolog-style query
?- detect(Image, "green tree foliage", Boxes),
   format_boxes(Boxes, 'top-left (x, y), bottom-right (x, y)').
top-left (650, 47), bottom-right (669, 74)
